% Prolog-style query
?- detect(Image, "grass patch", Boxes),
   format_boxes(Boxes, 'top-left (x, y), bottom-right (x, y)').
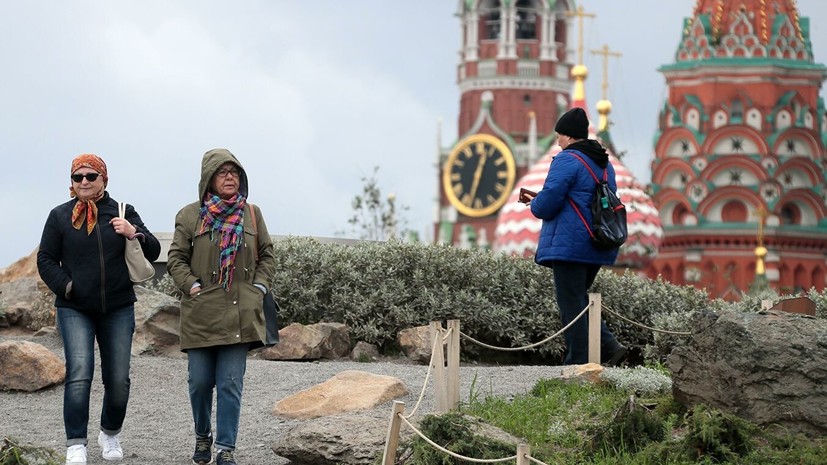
top-left (428, 373), bottom-right (827, 465)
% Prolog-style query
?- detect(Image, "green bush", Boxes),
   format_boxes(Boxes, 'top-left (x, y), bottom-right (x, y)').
top-left (153, 237), bottom-right (826, 364)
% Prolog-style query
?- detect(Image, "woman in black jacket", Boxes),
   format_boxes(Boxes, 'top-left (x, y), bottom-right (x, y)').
top-left (37, 154), bottom-right (160, 465)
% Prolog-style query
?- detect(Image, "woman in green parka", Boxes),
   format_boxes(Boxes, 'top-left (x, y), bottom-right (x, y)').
top-left (167, 148), bottom-right (275, 465)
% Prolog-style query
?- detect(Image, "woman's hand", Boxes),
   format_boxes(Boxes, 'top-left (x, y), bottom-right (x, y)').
top-left (109, 217), bottom-right (137, 238)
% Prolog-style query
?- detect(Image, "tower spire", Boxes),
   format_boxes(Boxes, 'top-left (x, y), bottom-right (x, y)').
top-left (590, 44), bottom-right (622, 131)
top-left (566, 5), bottom-right (595, 108)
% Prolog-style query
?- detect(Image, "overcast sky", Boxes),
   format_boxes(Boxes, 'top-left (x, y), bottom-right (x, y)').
top-left (1, 1), bottom-right (825, 268)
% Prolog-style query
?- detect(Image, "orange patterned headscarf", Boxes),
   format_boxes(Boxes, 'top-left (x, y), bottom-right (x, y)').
top-left (70, 154), bottom-right (108, 235)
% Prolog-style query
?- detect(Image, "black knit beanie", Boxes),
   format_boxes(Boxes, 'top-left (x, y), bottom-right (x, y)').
top-left (554, 107), bottom-right (589, 139)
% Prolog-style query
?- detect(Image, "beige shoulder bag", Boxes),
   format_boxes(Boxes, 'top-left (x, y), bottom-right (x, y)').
top-left (118, 202), bottom-right (155, 283)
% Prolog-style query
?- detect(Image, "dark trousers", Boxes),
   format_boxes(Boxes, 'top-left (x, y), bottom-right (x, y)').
top-left (551, 261), bottom-right (620, 365)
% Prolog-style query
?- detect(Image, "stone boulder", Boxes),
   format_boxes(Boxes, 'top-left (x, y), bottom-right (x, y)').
top-left (273, 370), bottom-right (408, 419)
top-left (133, 286), bottom-right (183, 357)
top-left (350, 341), bottom-right (380, 361)
top-left (397, 325), bottom-right (432, 364)
top-left (272, 412), bottom-right (404, 465)
top-left (0, 340), bottom-right (64, 391)
top-left (259, 322), bottom-right (350, 361)
top-left (272, 411), bottom-right (523, 465)
top-left (668, 310), bottom-right (827, 437)
top-left (0, 277), bottom-right (52, 330)
top-left (560, 363), bottom-right (604, 384)
top-left (0, 248), bottom-right (38, 284)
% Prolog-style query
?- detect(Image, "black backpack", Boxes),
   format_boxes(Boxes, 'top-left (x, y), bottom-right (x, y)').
top-left (567, 153), bottom-right (628, 250)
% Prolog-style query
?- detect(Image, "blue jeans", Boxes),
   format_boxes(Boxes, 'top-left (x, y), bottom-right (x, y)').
top-left (187, 344), bottom-right (249, 451)
top-left (57, 305), bottom-right (135, 447)
top-left (551, 261), bottom-right (621, 365)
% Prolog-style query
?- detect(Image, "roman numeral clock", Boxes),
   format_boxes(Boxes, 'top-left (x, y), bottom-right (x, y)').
top-left (442, 134), bottom-right (516, 218)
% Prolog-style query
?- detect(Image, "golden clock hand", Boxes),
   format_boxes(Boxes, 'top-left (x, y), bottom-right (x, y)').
top-left (468, 151), bottom-right (488, 204)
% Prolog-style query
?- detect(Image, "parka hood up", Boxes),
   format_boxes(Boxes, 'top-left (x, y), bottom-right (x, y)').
top-left (198, 148), bottom-right (249, 201)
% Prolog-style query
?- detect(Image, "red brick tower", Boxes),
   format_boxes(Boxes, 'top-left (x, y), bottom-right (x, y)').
top-left (647, 0), bottom-right (827, 299)
top-left (434, 0), bottom-right (576, 247)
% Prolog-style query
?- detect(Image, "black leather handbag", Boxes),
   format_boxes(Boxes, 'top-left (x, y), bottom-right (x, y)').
top-left (249, 205), bottom-right (279, 346)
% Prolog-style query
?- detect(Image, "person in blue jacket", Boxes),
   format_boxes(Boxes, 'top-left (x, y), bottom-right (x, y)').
top-left (521, 108), bottom-right (627, 366)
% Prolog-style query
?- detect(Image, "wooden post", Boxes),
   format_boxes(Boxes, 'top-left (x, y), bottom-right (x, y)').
top-left (516, 444), bottom-right (530, 465)
top-left (430, 321), bottom-right (447, 412)
top-left (446, 320), bottom-right (461, 410)
top-left (382, 401), bottom-right (405, 465)
top-left (761, 299), bottom-right (773, 310)
top-left (588, 293), bottom-right (601, 364)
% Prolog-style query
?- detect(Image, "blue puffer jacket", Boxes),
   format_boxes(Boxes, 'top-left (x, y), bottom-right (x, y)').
top-left (530, 140), bottom-right (620, 266)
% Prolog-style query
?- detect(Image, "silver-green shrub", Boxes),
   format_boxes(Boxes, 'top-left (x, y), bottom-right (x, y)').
top-left (601, 366), bottom-right (672, 395)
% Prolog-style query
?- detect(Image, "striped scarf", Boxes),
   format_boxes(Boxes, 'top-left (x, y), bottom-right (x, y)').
top-left (199, 193), bottom-right (246, 290)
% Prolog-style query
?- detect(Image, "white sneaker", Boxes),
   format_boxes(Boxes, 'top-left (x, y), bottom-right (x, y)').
top-left (97, 431), bottom-right (124, 461)
top-left (66, 444), bottom-right (87, 465)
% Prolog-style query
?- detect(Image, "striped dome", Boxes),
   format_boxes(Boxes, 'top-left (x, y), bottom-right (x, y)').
top-left (494, 141), bottom-right (663, 268)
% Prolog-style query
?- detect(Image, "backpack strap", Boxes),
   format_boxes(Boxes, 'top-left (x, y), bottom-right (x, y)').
top-left (565, 152), bottom-right (604, 240)
top-left (568, 152), bottom-right (606, 184)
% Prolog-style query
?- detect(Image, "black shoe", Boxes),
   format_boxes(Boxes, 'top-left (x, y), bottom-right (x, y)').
top-left (192, 435), bottom-right (213, 464)
top-left (216, 449), bottom-right (237, 465)
top-left (603, 345), bottom-right (628, 367)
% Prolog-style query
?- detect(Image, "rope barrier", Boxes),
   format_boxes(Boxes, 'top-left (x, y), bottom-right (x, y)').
top-left (398, 413), bottom-right (519, 463)
top-left (442, 326), bottom-right (453, 341)
top-left (459, 302), bottom-right (591, 351)
top-left (603, 306), bottom-right (692, 336)
top-left (403, 328), bottom-right (443, 419)
top-left (527, 454), bottom-right (550, 465)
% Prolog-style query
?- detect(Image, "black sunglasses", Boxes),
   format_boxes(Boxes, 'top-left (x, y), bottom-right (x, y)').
top-left (71, 173), bottom-right (101, 183)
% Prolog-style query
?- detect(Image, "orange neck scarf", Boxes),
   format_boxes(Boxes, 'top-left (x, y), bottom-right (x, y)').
top-left (71, 192), bottom-right (105, 235)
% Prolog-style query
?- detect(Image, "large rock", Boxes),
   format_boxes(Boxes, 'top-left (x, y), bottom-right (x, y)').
top-left (0, 276), bottom-right (52, 331)
top-left (133, 286), bottom-right (183, 357)
top-left (0, 248), bottom-right (38, 284)
top-left (273, 370), bottom-right (408, 419)
top-left (668, 310), bottom-right (827, 437)
top-left (0, 340), bottom-right (64, 391)
top-left (396, 325), bottom-right (432, 364)
top-left (259, 322), bottom-right (350, 361)
top-left (272, 412), bottom-right (402, 465)
top-left (272, 411), bottom-right (523, 465)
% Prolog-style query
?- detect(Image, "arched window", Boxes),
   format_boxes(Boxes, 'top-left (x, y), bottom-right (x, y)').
top-left (731, 99), bottom-right (744, 121)
top-left (482, 1), bottom-right (502, 40)
top-left (516, 0), bottom-right (538, 39)
top-left (780, 203), bottom-right (800, 225)
top-left (721, 200), bottom-right (748, 223)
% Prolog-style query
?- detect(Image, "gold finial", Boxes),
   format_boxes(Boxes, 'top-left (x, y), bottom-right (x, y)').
top-left (754, 206), bottom-right (770, 276)
top-left (590, 44), bottom-right (621, 131)
top-left (566, 5), bottom-right (595, 66)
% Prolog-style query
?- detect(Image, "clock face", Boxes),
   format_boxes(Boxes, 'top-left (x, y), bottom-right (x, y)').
top-left (442, 134), bottom-right (516, 217)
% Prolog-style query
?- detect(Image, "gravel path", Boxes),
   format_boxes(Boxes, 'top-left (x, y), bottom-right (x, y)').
top-left (1, 332), bottom-right (562, 464)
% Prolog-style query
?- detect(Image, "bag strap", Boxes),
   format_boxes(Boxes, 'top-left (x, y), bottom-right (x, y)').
top-left (118, 202), bottom-right (125, 219)
top-left (569, 152), bottom-right (607, 185)
top-left (248, 203), bottom-right (259, 263)
top-left (565, 153), bottom-right (602, 239)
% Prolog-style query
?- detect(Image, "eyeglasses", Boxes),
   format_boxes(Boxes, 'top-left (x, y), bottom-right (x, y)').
top-left (216, 168), bottom-right (240, 178)
top-left (71, 173), bottom-right (101, 183)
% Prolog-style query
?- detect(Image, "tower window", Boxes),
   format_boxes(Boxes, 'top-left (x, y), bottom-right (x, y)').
top-left (516, 0), bottom-right (537, 39)
top-left (523, 94), bottom-right (532, 106)
top-left (482, 1), bottom-right (502, 40)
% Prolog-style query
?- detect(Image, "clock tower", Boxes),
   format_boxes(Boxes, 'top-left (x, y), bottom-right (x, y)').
top-left (435, 0), bottom-right (577, 247)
